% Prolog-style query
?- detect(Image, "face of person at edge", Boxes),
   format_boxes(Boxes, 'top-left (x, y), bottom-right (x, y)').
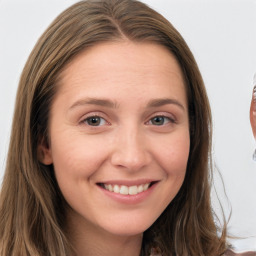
top-left (40, 41), bottom-right (190, 240)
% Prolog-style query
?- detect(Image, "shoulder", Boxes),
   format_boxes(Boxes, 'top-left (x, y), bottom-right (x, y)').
top-left (225, 249), bottom-right (256, 256)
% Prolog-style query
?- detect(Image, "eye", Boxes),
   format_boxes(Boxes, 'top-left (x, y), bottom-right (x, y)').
top-left (149, 116), bottom-right (174, 126)
top-left (83, 116), bottom-right (107, 126)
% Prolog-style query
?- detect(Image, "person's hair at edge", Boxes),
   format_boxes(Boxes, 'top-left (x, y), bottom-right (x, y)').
top-left (0, 0), bottom-right (228, 255)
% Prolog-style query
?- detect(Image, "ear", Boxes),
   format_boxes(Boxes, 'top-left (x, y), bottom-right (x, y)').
top-left (37, 136), bottom-right (53, 165)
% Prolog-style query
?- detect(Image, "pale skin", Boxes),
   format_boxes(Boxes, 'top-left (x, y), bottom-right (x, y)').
top-left (39, 41), bottom-right (190, 256)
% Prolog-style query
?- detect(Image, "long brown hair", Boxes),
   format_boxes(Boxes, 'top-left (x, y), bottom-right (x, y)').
top-left (0, 0), bottom-right (227, 255)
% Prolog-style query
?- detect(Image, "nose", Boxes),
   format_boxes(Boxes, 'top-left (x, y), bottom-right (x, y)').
top-left (110, 126), bottom-right (151, 172)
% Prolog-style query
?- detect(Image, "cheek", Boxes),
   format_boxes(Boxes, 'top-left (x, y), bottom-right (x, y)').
top-left (155, 132), bottom-right (190, 176)
top-left (147, 131), bottom-right (190, 217)
top-left (50, 131), bottom-right (110, 180)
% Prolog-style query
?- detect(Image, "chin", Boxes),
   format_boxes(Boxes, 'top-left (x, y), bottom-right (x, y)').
top-left (99, 216), bottom-right (155, 237)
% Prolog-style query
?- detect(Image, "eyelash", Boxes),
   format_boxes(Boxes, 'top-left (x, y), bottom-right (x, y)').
top-left (147, 115), bottom-right (176, 126)
top-left (80, 114), bottom-right (176, 127)
top-left (81, 115), bottom-right (109, 127)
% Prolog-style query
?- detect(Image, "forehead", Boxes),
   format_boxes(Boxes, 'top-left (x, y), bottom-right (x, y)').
top-left (59, 41), bottom-right (185, 85)
top-left (55, 41), bottom-right (187, 108)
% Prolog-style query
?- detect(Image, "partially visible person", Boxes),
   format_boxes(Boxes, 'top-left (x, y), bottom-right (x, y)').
top-left (250, 76), bottom-right (256, 138)
top-left (250, 76), bottom-right (256, 161)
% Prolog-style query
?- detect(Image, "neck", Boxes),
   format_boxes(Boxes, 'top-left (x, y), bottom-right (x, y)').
top-left (65, 209), bottom-right (143, 256)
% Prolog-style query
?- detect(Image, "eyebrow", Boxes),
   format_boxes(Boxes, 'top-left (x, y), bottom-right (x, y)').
top-left (146, 98), bottom-right (185, 110)
top-left (69, 98), bottom-right (118, 110)
top-left (69, 97), bottom-right (185, 111)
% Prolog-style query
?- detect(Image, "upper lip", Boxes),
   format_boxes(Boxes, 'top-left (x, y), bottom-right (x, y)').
top-left (97, 179), bottom-right (159, 186)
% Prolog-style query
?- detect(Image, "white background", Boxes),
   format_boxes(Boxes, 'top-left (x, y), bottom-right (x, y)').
top-left (0, 0), bottom-right (256, 251)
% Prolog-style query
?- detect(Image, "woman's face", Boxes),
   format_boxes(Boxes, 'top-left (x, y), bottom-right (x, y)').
top-left (41, 41), bottom-right (190, 237)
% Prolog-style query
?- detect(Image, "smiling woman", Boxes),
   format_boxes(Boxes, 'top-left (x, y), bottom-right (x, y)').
top-left (0, 0), bottom-right (254, 256)
top-left (39, 42), bottom-right (190, 252)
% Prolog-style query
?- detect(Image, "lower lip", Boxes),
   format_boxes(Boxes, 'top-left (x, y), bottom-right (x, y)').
top-left (97, 183), bottom-right (158, 205)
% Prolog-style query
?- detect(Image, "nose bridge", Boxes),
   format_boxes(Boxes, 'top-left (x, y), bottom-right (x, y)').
top-left (111, 123), bottom-right (150, 171)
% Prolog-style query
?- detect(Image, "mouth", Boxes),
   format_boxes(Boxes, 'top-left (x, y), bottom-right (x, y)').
top-left (97, 181), bottom-right (157, 196)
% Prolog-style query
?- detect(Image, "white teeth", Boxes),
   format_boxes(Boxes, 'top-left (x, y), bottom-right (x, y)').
top-left (129, 185), bottom-right (138, 195)
top-left (103, 183), bottom-right (151, 195)
top-left (108, 184), bottom-right (113, 192)
top-left (120, 185), bottom-right (129, 195)
top-left (138, 184), bottom-right (144, 193)
top-left (113, 185), bottom-right (120, 193)
top-left (143, 183), bottom-right (149, 190)
top-left (104, 184), bottom-right (113, 192)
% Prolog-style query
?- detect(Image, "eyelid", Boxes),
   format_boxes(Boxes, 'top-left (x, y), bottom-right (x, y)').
top-left (149, 116), bottom-right (174, 125)
top-left (146, 112), bottom-right (177, 125)
top-left (79, 112), bottom-right (110, 126)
